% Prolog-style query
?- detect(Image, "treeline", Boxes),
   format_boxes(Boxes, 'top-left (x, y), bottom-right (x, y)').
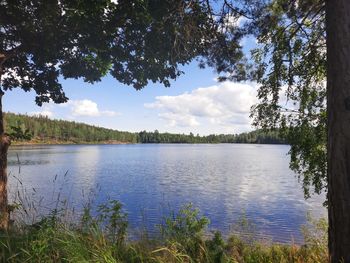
top-left (5, 113), bottom-right (137, 143)
top-left (137, 130), bottom-right (285, 144)
top-left (5, 112), bottom-right (286, 144)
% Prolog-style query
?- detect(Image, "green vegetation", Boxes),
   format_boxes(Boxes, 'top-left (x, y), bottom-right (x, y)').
top-left (137, 129), bottom-right (284, 144)
top-left (5, 112), bottom-right (285, 145)
top-left (246, 0), bottom-right (327, 202)
top-left (5, 112), bottom-right (138, 144)
top-left (0, 202), bottom-right (328, 263)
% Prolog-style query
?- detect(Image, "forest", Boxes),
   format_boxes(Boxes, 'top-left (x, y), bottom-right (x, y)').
top-left (5, 112), bottom-right (285, 145)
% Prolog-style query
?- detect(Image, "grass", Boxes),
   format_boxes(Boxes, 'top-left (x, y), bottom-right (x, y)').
top-left (0, 201), bottom-right (328, 263)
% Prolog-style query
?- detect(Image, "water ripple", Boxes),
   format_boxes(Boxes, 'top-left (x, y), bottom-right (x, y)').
top-left (8, 144), bottom-right (326, 243)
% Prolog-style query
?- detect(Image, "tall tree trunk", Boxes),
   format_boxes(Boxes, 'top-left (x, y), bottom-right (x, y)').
top-left (0, 91), bottom-right (10, 230)
top-left (326, 0), bottom-right (350, 262)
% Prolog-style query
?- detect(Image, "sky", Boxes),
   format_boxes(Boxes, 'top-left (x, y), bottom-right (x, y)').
top-left (4, 38), bottom-right (259, 136)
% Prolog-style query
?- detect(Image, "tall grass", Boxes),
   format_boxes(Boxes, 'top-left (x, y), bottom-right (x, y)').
top-left (0, 200), bottom-right (328, 263)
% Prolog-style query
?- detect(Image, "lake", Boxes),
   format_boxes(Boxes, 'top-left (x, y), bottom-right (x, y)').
top-left (8, 144), bottom-right (326, 243)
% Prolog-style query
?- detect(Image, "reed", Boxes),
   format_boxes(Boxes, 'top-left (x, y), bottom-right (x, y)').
top-left (0, 200), bottom-right (328, 263)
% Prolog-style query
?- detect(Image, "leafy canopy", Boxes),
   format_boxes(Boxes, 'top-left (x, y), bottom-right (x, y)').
top-left (219, 0), bottom-right (326, 198)
top-left (0, 0), bottom-right (243, 104)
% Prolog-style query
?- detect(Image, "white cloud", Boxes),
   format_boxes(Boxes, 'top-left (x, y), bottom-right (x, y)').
top-left (68, 99), bottom-right (120, 117)
top-left (159, 112), bottom-right (200, 127)
top-left (145, 81), bottom-right (258, 133)
top-left (70, 100), bottom-right (99, 116)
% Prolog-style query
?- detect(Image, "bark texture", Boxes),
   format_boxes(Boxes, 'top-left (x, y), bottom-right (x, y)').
top-left (0, 92), bottom-right (10, 230)
top-left (326, 0), bottom-right (350, 262)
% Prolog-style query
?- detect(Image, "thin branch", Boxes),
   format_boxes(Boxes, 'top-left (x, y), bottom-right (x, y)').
top-left (288, 4), bottom-right (325, 41)
top-left (223, 0), bottom-right (254, 20)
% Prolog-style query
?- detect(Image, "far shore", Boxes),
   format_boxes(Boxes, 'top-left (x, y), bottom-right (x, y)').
top-left (10, 139), bottom-right (133, 146)
top-left (10, 140), bottom-right (288, 147)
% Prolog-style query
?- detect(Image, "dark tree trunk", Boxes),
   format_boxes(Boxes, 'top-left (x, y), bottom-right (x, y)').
top-left (326, 0), bottom-right (350, 262)
top-left (0, 91), bottom-right (10, 230)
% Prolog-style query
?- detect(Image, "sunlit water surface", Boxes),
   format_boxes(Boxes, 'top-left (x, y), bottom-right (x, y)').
top-left (8, 144), bottom-right (326, 243)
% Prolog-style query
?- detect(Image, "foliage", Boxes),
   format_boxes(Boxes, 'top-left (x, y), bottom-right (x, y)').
top-left (160, 203), bottom-right (209, 259)
top-left (96, 200), bottom-right (128, 246)
top-left (301, 213), bottom-right (328, 262)
top-left (5, 112), bottom-right (138, 143)
top-left (0, 0), bottom-right (242, 100)
top-left (0, 202), bottom-right (328, 263)
top-left (8, 125), bottom-right (32, 141)
top-left (215, 0), bottom-right (327, 198)
top-left (138, 129), bottom-right (285, 144)
top-left (4, 112), bottom-right (285, 145)
top-left (250, 0), bottom-right (326, 198)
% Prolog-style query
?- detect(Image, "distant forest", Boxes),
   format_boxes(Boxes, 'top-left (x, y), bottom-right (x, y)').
top-left (5, 112), bottom-right (286, 144)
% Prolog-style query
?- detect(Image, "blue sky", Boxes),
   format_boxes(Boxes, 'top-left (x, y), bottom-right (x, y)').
top-left (5, 38), bottom-right (259, 135)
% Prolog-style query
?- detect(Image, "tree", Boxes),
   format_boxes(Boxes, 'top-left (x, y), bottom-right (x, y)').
top-left (217, 0), bottom-right (347, 261)
top-left (325, 1), bottom-right (350, 261)
top-left (0, 0), bottom-right (243, 229)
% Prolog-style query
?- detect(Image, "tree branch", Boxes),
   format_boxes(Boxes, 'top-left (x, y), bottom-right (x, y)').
top-left (223, 0), bottom-right (254, 20)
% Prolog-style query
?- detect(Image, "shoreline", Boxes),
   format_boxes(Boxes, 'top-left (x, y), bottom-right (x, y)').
top-left (10, 140), bottom-right (288, 147)
top-left (10, 140), bottom-right (133, 146)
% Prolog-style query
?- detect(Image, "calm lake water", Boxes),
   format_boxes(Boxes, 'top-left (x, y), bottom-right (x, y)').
top-left (8, 144), bottom-right (326, 243)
